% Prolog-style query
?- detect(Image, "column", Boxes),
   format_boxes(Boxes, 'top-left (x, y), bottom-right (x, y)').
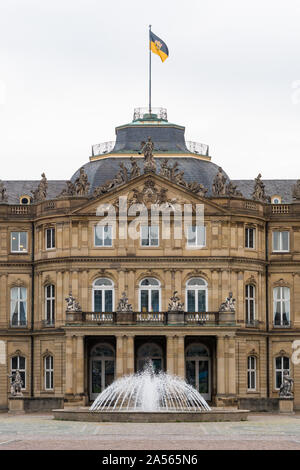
top-left (216, 335), bottom-right (225, 398)
top-left (65, 335), bottom-right (73, 395)
top-left (76, 336), bottom-right (85, 396)
top-left (166, 335), bottom-right (174, 374)
top-left (126, 336), bottom-right (134, 375)
top-left (228, 336), bottom-right (236, 395)
top-left (116, 335), bottom-right (124, 378)
top-left (177, 336), bottom-right (185, 379)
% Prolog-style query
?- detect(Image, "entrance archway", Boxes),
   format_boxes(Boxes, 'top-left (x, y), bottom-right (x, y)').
top-left (185, 343), bottom-right (211, 401)
top-left (89, 343), bottom-right (115, 400)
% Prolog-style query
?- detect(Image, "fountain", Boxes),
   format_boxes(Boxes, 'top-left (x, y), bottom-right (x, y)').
top-left (53, 361), bottom-right (249, 422)
top-left (90, 362), bottom-right (211, 413)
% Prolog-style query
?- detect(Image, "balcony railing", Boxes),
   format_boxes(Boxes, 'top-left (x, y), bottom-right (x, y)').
top-left (67, 311), bottom-right (221, 326)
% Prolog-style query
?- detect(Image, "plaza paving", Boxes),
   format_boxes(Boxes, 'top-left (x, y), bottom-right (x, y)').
top-left (0, 412), bottom-right (300, 450)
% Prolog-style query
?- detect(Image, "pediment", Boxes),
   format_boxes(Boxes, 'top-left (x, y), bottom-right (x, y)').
top-left (71, 173), bottom-right (230, 216)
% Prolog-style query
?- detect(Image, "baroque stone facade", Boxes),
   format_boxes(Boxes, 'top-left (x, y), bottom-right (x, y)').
top-left (1, 109), bottom-right (300, 411)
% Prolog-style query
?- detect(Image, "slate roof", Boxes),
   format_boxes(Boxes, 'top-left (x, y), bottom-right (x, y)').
top-left (2, 180), bottom-right (67, 204)
top-left (70, 157), bottom-right (229, 197)
top-left (232, 179), bottom-right (297, 204)
top-left (1, 161), bottom-right (297, 204)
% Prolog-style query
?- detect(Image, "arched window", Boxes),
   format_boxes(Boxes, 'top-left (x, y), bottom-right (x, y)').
top-left (247, 356), bottom-right (257, 390)
top-left (90, 343), bottom-right (115, 399)
top-left (10, 287), bottom-right (27, 327)
top-left (45, 285), bottom-right (55, 325)
top-left (93, 278), bottom-right (114, 312)
top-left (273, 286), bottom-right (290, 326)
top-left (139, 278), bottom-right (161, 312)
top-left (245, 284), bottom-right (255, 324)
top-left (11, 355), bottom-right (26, 389)
top-left (275, 356), bottom-right (290, 389)
top-left (186, 278), bottom-right (207, 312)
top-left (136, 342), bottom-right (163, 372)
top-left (185, 343), bottom-right (211, 400)
top-left (44, 355), bottom-right (54, 390)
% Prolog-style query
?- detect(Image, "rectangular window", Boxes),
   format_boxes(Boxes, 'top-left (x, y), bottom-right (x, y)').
top-left (187, 226), bottom-right (206, 248)
top-left (11, 232), bottom-right (28, 253)
top-left (273, 286), bottom-right (290, 326)
top-left (272, 231), bottom-right (289, 252)
top-left (45, 285), bottom-right (55, 325)
top-left (94, 225), bottom-right (112, 247)
top-left (247, 356), bottom-right (256, 390)
top-left (141, 225), bottom-right (159, 247)
top-left (245, 285), bottom-right (255, 324)
top-left (245, 228), bottom-right (255, 249)
top-left (45, 356), bottom-right (54, 390)
top-left (45, 228), bottom-right (55, 249)
top-left (11, 287), bottom-right (27, 326)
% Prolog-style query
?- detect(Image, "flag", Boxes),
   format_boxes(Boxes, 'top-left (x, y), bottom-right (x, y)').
top-left (150, 31), bottom-right (169, 62)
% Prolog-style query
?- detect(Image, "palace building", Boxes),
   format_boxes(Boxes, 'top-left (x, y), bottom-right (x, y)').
top-left (1, 106), bottom-right (300, 411)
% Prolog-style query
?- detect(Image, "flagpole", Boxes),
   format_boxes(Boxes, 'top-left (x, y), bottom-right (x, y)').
top-left (149, 24), bottom-right (152, 115)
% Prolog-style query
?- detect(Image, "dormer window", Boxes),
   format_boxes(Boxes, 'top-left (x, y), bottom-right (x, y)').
top-left (19, 195), bottom-right (31, 205)
top-left (271, 195), bottom-right (281, 204)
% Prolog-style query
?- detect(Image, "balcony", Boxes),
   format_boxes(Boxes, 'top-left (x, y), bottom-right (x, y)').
top-left (65, 310), bottom-right (236, 327)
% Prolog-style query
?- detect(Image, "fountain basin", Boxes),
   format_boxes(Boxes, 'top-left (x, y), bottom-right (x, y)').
top-left (53, 408), bottom-right (249, 423)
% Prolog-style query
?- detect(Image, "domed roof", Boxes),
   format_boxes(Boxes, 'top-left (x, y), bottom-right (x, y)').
top-left (70, 157), bottom-right (229, 197)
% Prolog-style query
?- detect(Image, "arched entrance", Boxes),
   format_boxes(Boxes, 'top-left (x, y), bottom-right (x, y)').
top-left (89, 343), bottom-right (115, 400)
top-left (136, 342), bottom-right (163, 373)
top-left (185, 343), bottom-right (211, 401)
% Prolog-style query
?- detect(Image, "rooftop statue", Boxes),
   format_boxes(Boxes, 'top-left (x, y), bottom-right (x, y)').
top-left (0, 180), bottom-right (8, 203)
top-left (8, 370), bottom-right (23, 396)
top-left (219, 292), bottom-right (236, 312)
top-left (74, 167), bottom-right (90, 196)
top-left (225, 181), bottom-right (243, 198)
top-left (58, 180), bottom-right (76, 197)
top-left (140, 137), bottom-right (156, 173)
top-left (129, 157), bottom-right (140, 179)
top-left (292, 179), bottom-right (300, 200)
top-left (252, 173), bottom-right (269, 202)
top-left (168, 291), bottom-right (184, 312)
top-left (32, 172), bottom-right (48, 202)
top-left (212, 167), bottom-right (227, 196)
top-left (187, 181), bottom-right (208, 197)
top-left (117, 292), bottom-right (133, 313)
top-left (279, 370), bottom-right (294, 398)
top-left (119, 163), bottom-right (129, 182)
top-left (65, 292), bottom-right (82, 312)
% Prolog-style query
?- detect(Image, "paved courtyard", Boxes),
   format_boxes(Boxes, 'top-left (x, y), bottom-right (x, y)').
top-left (1, 412), bottom-right (300, 450)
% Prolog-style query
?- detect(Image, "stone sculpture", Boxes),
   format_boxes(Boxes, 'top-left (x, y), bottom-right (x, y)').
top-left (279, 370), bottom-right (294, 398)
top-left (168, 291), bottom-right (184, 312)
top-left (65, 292), bottom-right (82, 312)
top-left (225, 181), bottom-right (243, 198)
top-left (8, 370), bottom-right (23, 396)
top-left (140, 137), bottom-right (156, 173)
top-left (32, 172), bottom-right (48, 202)
top-left (219, 292), bottom-right (236, 312)
top-left (212, 167), bottom-right (227, 196)
top-left (74, 167), bottom-right (90, 196)
top-left (292, 180), bottom-right (300, 200)
top-left (0, 180), bottom-right (8, 202)
top-left (130, 157), bottom-right (140, 179)
top-left (252, 173), bottom-right (269, 202)
top-left (117, 292), bottom-right (133, 313)
top-left (59, 180), bottom-right (76, 197)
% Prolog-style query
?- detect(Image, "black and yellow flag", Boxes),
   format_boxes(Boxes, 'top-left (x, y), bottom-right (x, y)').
top-left (150, 31), bottom-right (169, 62)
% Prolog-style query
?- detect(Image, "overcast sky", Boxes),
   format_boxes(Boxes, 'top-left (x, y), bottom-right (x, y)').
top-left (1, 0), bottom-right (300, 181)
